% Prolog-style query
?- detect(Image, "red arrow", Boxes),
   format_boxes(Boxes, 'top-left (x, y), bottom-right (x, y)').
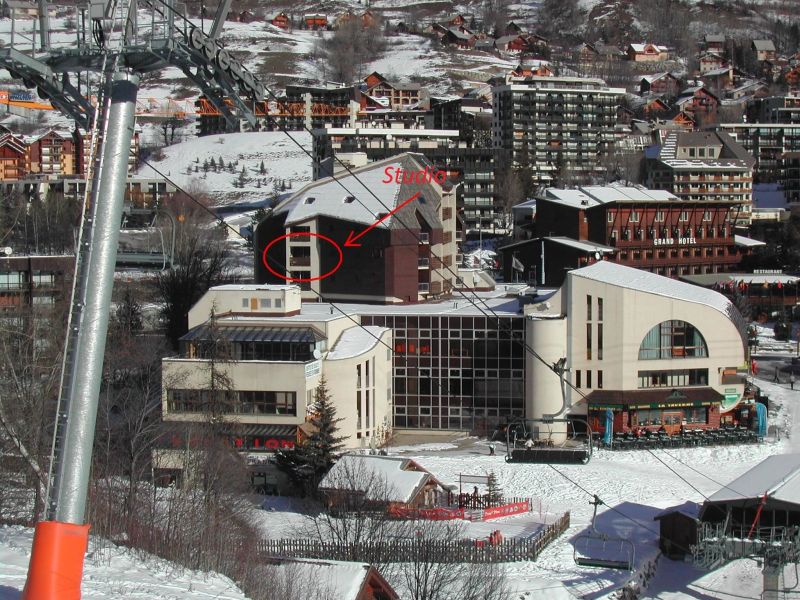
top-left (344, 192), bottom-right (421, 248)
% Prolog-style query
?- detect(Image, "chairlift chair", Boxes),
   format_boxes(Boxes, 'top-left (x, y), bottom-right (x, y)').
top-left (573, 495), bottom-right (635, 571)
top-left (504, 417), bottom-right (592, 464)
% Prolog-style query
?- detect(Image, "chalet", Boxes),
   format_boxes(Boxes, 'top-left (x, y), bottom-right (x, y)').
top-left (495, 34), bottom-right (530, 54)
top-left (318, 455), bottom-right (453, 510)
top-left (575, 42), bottom-right (599, 63)
top-left (638, 72), bottom-right (680, 97)
top-left (729, 80), bottom-right (769, 102)
top-left (596, 43), bottom-right (625, 61)
top-left (674, 86), bottom-right (719, 123)
top-left (335, 10), bottom-right (376, 30)
top-left (448, 14), bottom-right (471, 27)
top-left (752, 39), bottom-right (776, 62)
top-left (524, 34), bottom-right (549, 53)
top-left (698, 52), bottom-right (727, 74)
top-left (511, 61), bottom-right (553, 78)
top-left (700, 66), bottom-right (744, 93)
top-left (504, 21), bottom-right (522, 35)
top-left (671, 111), bottom-right (696, 129)
top-left (442, 27), bottom-right (476, 49)
top-left (25, 129), bottom-right (77, 175)
top-left (641, 96), bottom-right (671, 119)
top-left (783, 65), bottom-right (800, 88)
top-left (303, 13), bottom-right (328, 29)
top-left (363, 72), bottom-right (421, 110)
top-left (704, 34), bottom-right (726, 54)
top-left (627, 43), bottom-right (669, 62)
top-left (236, 10), bottom-right (254, 23)
top-left (474, 38), bottom-right (496, 53)
top-left (0, 133), bottom-right (26, 180)
top-left (271, 12), bottom-right (289, 30)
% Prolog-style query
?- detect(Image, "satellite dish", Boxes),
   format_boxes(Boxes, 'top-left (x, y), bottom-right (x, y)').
top-left (2, 247), bottom-right (12, 256)
top-left (313, 348), bottom-right (321, 360)
top-left (594, 252), bottom-right (601, 260)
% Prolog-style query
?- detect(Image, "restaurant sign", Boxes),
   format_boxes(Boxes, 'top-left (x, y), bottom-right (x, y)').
top-left (721, 388), bottom-right (741, 411)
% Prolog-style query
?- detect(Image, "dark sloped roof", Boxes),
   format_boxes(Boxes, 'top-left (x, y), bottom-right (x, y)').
top-left (584, 387), bottom-right (724, 408)
top-left (181, 325), bottom-right (324, 344)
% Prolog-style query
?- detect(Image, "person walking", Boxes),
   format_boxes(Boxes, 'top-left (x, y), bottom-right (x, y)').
top-left (791, 373), bottom-right (796, 390)
top-left (488, 442), bottom-right (495, 455)
top-left (775, 367), bottom-right (780, 383)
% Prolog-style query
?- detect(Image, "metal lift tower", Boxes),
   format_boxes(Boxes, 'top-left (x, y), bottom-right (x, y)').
top-left (0, 1), bottom-right (264, 597)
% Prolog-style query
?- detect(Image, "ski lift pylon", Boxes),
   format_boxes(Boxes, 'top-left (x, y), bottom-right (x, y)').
top-left (573, 495), bottom-right (635, 570)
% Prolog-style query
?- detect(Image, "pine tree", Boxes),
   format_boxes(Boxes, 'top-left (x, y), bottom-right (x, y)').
top-left (275, 377), bottom-right (346, 495)
top-left (209, 157), bottom-right (216, 170)
top-left (259, 160), bottom-right (266, 175)
top-left (486, 471), bottom-right (503, 506)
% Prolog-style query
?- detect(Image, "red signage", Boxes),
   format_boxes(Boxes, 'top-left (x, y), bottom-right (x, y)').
top-left (233, 437), bottom-right (295, 450)
top-left (482, 501), bottom-right (529, 521)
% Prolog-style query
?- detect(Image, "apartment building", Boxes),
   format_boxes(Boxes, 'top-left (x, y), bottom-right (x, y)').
top-left (720, 123), bottom-right (800, 185)
top-left (491, 75), bottom-right (624, 185)
top-left (645, 131), bottom-right (755, 224)
top-left (312, 126), bottom-right (495, 231)
top-left (255, 153), bottom-right (458, 303)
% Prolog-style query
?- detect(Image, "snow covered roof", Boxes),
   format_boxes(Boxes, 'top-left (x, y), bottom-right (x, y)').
top-left (705, 454), bottom-right (800, 507)
top-left (641, 72), bottom-right (672, 84)
top-left (629, 43), bottom-right (668, 53)
top-left (327, 326), bottom-right (389, 360)
top-left (541, 185), bottom-right (677, 209)
top-left (211, 283), bottom-right (298, 292)
top-left (273, 153), bottom-right (443, 230)
top-left (546, 237), bottom-right (616, 253)
top-left (752, 40), bottom-right (776, 52)
top-left (654, 501), bottom-right (701, 521)
top-left (319, 455), bottom-right (445, 503)
top-left (705, 34), bottom-right (726, 43)
top-left (266, 559), bottom-right (378, 600)
top-left (734, 235), bottom-right (767, 248)
top-left (569, 261), bottom-right (738, 319)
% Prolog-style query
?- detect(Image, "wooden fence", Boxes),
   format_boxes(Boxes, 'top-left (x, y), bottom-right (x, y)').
top-left (256, 511), bottom-right (570, 564)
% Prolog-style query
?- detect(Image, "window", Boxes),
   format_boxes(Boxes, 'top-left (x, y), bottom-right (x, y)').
top-left (703, 210), bottom-right (711, 221)
top-left (639, 320), bottom-right (708, 359)
top-left (597, 324), bottom-right (603, 360)
top-left (275, 299), bottom-right (282, 308)
top-left (575, 370), bottom-right (582, 389)
top-left (587, 295), bottom-right (592, 321)
top-left (655, 211), bottom-right (665, 222)
top-left (241, 298), bottom-right (248, 308)
top-left (679, 211), bottom-right (688, 221)
top-left (586, 370), bottom-right (592, 388)
top-left (303, 196), bottom-right (316, 205)
top-left (637, 369), bottom-right (709, 388)
top-left (586, 323), bottom-right (592, 360)
top-left (607, 211), bottom-right (615, 223)
top-left (630, 211), bottom-right (640, 222)
top-left (597, 298), bottom-right (603, 321)
top-left (260, 298), bottom-right (272, 309)
top-left (597, 370), bottom-right (603, 389)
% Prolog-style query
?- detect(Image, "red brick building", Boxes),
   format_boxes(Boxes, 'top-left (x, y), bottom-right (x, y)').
top-left (506, 186), bottom-right (749, 286)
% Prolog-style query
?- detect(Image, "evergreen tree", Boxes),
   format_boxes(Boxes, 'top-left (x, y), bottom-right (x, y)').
top-left (209, 157), bottom-right (216, 170)
top-left (275, 377), bottom-right (346, 495)
top-left (259, 160), bottom-right (266, 175)
top-left (113, 288), bottom-right (144, 335)
top-left (486, 471), bottom-right (503, 506)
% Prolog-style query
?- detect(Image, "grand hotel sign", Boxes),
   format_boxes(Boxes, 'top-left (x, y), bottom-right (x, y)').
top-left (653, 237), bottom-right (697, 246)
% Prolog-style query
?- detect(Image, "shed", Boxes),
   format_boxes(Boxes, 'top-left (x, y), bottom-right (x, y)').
top-left (700, 453), bottom-right (800, 530)
top-left (653, 501), bottom-right (700, 559)
top-left (265, 559), bottom-right (399, 600)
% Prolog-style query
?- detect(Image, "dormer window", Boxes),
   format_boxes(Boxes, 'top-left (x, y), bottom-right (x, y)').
top-left (304, 197), bottom-right (316, 205)
top-left (343, 195), bottom-right (355, 204)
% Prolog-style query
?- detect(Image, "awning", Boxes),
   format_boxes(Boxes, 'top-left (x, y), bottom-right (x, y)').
top-left (225, 424), bottom-right (297, 438)
top-left (181, 325), bottom-right (323, 344)
top-left (585, 388), bottom-right (724, 410)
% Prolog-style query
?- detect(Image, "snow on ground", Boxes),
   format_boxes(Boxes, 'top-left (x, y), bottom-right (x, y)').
top-left (136, 131), bottom-right (313, 206)
top-left (249, 326), bottom-right (799, 599)
top-left (0, 526), bottom-right (248, 600)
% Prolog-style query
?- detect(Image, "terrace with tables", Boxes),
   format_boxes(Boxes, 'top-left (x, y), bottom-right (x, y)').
top-left (605, 425), bottom-right (761, 450)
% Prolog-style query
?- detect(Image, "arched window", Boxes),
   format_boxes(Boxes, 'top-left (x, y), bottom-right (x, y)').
top-left (638, 320), bottom-right (708, 360)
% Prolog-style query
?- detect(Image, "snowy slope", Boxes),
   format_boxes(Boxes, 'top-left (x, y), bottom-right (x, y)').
top-left (0, 526), bottom-right (248, 600)
top-left (136, 131), bottom-right (313, 206)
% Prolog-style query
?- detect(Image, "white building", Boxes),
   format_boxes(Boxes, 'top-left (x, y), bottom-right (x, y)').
top-left (527, 261), bottom-right (747, 439)
top-left (161, 284), bottom-right (392, 452)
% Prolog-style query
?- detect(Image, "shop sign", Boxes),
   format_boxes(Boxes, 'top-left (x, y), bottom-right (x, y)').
top-left (722, 392), bottom-right (741, 411)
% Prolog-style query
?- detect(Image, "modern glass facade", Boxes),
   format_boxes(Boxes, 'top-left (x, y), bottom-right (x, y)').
top-left (360, 313), bottom-right (526, 433)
